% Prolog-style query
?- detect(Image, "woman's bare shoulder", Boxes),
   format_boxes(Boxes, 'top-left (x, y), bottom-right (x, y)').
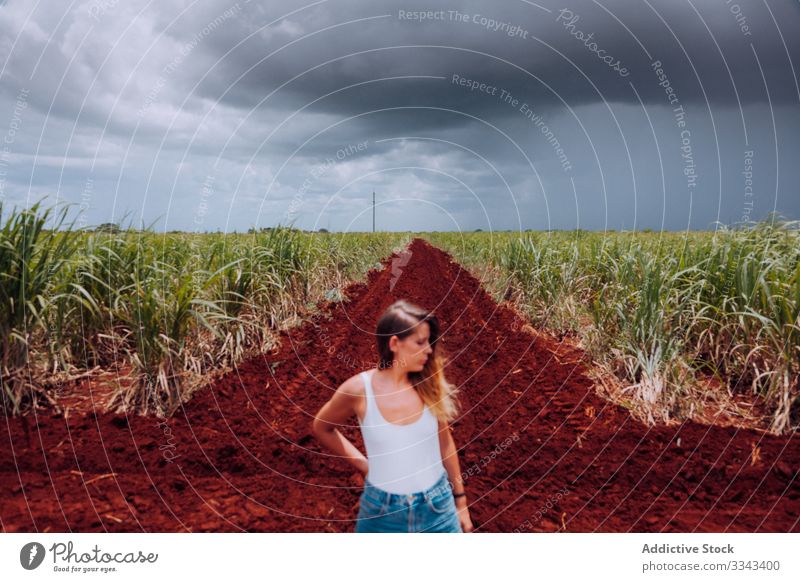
top-left (337, 369), bottom-right (371, 397)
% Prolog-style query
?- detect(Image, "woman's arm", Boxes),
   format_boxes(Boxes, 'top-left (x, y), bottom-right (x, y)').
top-left (311, 377), bottom-right (369, 476)
top-left (438, 420), bottom-right (474, 532)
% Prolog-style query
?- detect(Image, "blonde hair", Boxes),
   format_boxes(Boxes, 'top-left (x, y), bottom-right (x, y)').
top-left (375, 299), bottom-right (460, 423)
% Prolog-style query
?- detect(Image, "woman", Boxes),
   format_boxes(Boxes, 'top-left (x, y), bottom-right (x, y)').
top-left (311, 299), bottom-right (474, 533)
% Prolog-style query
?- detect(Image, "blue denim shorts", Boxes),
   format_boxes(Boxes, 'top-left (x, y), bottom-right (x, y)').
top-left (355, 471), bottom-right (462, 533)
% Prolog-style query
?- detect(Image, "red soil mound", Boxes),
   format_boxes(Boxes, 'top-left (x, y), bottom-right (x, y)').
top-left (1, 238), bottom-right (798, 532)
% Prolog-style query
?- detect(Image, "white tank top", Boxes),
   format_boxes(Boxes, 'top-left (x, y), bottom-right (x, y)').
top-left (357, 369), bottom-right (446, 494)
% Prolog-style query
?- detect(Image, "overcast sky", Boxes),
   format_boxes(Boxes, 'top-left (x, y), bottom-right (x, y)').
top-left (0, 0), bottom-right (798, 232)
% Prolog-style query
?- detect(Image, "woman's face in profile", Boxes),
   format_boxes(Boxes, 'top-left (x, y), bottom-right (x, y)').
top-left (392, 321), bottom-right (433, 372)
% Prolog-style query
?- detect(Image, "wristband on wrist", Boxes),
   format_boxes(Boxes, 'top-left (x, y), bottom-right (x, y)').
top-left (453, 491), bottom-right (466, 499)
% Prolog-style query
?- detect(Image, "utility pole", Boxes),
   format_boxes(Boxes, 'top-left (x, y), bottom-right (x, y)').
top-left (372, 191), bottom-right (375, 232)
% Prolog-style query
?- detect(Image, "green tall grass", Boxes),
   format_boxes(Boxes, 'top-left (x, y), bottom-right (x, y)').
top-left (0, 202), bottom-right (408, 418)
top-left (0, 201), bottom-right (80, 413)
top-left (8, 198), bottom-right (793, 432)
top-left (429, 221), bottom-right (800, 434)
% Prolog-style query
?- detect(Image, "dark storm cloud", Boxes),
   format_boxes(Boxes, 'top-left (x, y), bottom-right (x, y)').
top-left (0, 0), bottom-right (797, 232)
top-left (191, 0), bottom-right (800, 114)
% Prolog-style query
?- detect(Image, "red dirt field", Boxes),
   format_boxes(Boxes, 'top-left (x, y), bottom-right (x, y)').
top-left (1, 238), bottom-right (798, 533)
